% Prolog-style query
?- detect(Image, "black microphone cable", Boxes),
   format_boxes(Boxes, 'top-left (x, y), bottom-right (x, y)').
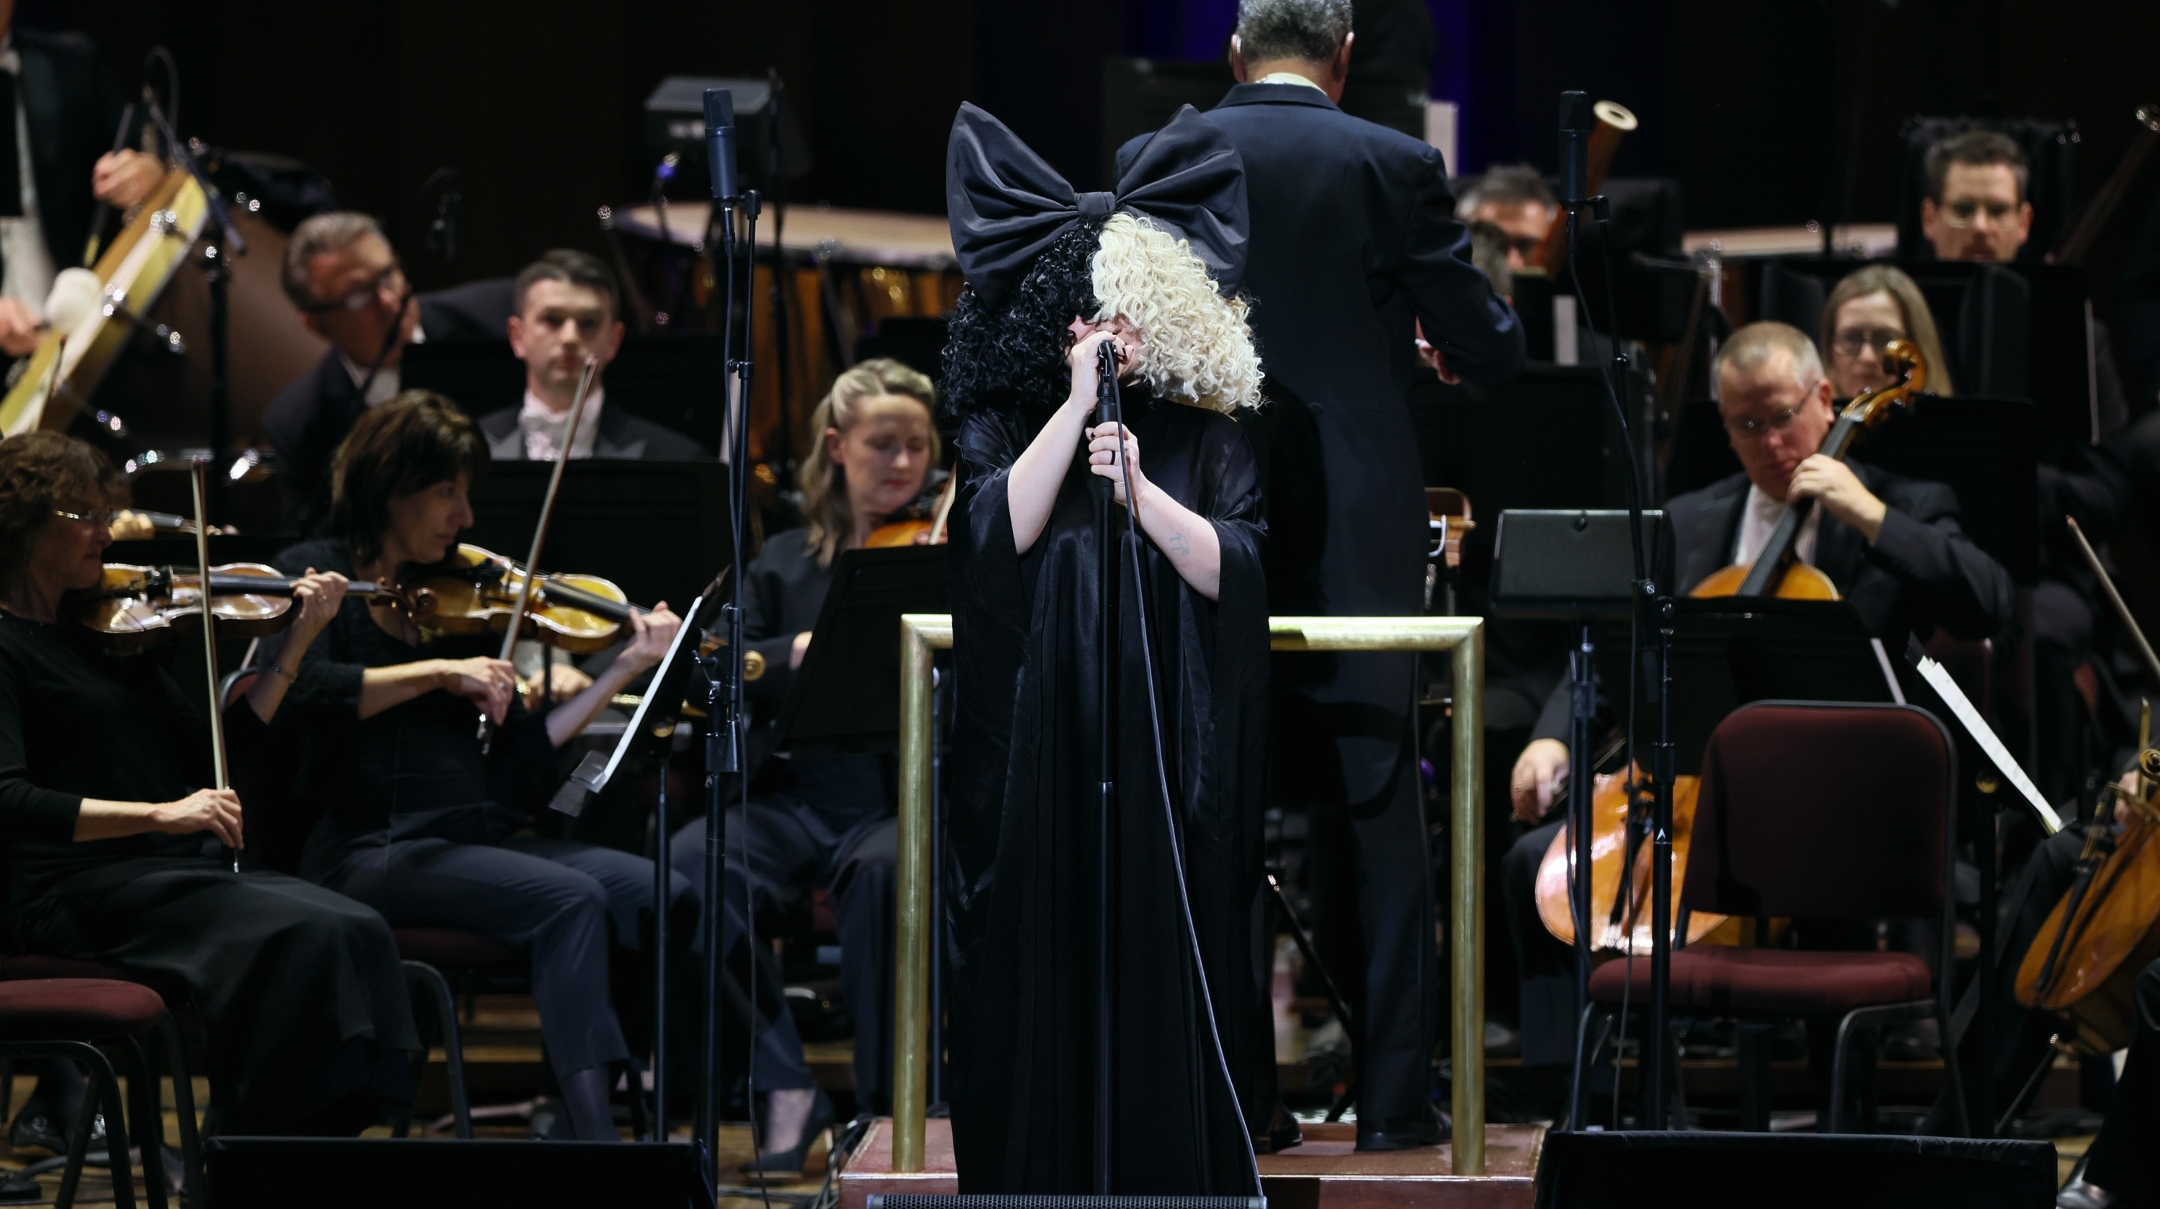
top-left (1097, 340), bottom-right (1265, 1193)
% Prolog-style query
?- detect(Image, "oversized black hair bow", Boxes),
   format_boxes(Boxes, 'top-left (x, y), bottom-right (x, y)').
top-left (945, 101), bottom-right (1248, 310)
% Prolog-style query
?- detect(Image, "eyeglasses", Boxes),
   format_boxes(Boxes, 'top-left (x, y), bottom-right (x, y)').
top-left (1722, 386), bottom-right (1822, 440)
top-left (52, 508), bottom-right (116, 529)
top-left (1939, 198), bottom-right (2018, 229)
top-left (1501, 234), bottom-right (1543, 260)
top-left (1832, 328), bottom-right (1905, 358)
top-left (301, 260), bottom-right (406, 315)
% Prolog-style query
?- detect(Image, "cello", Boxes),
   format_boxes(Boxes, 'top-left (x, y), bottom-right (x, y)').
top-left (1535, 341), bottom-right (1929, 951)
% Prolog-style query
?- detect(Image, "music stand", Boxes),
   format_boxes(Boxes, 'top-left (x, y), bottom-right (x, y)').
top-left (403, 333), bottom-right (727, 451)
top-left (774, 545), bottom-right (951, 756)
top-left (1492, 508), bottom-right (1657, 1130)
top-left (465, 459), bottom-right (730, 614)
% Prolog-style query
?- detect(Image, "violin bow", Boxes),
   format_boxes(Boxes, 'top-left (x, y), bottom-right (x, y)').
top-left (189, 456), bottom-right (237, 872)
top-left (479, 354), bottom-right (600, 749)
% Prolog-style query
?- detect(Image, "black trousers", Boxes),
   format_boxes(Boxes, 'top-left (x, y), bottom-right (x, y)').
top-left (2084, 959), bottom-right (2160, 1202)
top-left (1500, 820), bottom-right (1575, 1066)
top-left (11, 856), bottom-right (419, 1134)
top-left (672, 799), bottom-right (898, 1110)
top-left (303, 831), bottom-right (692, 1082)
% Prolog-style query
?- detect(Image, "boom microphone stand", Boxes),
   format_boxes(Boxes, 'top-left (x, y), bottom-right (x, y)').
top-left (1093, 340), bottom-right (1118, 1192)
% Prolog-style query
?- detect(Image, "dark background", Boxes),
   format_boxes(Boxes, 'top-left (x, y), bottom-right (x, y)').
top-left (32, 0), bottom-right (2160, 319)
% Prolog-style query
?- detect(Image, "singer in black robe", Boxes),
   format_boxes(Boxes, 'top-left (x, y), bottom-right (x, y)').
top-left (940, 102), bottom-right (1270, 1194)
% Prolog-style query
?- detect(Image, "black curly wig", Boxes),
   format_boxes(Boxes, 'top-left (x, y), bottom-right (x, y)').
top-left (940, 218), bottom-right (1105, 416)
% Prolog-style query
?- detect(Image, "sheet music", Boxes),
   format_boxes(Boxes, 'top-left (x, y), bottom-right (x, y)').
top-left (1912, 653), bottom-right (2061, 834)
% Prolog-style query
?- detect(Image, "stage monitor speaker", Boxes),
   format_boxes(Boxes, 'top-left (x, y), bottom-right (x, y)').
top-left (1533, 1130), bottom-right (2056, 1209)
top-left (869, 1198), bottom-right (1266, 1209)
top-left (207, 1137), bottom-right (715, 1209)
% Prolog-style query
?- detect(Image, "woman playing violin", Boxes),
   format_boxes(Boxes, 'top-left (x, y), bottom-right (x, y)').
top-left (669, 357), bottom-right (935, 1174)
top-left (0, 431), bottom-right (418, 1138)
top-left (266, 392), bottom-right (686, 1142)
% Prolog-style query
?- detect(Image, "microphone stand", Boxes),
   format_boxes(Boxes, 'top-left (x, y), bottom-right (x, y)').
top-left (1093, 340), bottom-right (1118, 1192)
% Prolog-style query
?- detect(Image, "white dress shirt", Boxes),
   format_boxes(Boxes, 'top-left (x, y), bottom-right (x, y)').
top-left (337, 324), bottom-right (425, 407)
top-left (517, 385), bottom-right (606, 461)
top-left (0, 36), bottom-right (55, 313)
top-left (1732, 483), bottom-right (1822, 569)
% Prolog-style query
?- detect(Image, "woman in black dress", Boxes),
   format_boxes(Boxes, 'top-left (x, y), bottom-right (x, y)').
top-left (941, 104), bottom-right (1271, 1194)
top-left (0, 431), bottom-right (417, 1138)
top-left (669, 357), bottom-right (937, 1173)
top-left (268, 392), bottom-right (685, 1141)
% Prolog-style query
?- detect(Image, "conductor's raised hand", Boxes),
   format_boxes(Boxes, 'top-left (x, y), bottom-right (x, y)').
top-left (1086, 422), bottom-right (1149, 507)
top-left (156, 788), bottom-right (244, 849)
top-left (619, 603), bottom-right (682, 674)
top-left (437, 656), bottom-right (517, 723)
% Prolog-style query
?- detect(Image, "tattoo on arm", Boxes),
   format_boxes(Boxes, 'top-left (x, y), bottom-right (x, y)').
top-left (1165, 526), bottom-right (1192, 558)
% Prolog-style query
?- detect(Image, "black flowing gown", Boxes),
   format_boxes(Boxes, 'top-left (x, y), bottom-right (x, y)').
top-left (946, 394), bottom-right (1269, 1194)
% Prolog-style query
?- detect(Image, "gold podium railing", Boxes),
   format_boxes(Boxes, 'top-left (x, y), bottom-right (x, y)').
top-left (891, 614), bottom-right (1488, 1175)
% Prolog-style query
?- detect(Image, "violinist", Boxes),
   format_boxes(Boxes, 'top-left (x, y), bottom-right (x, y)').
top-left (667, 357), bottom-right (935, 1174)
top-left (1496, 321), bottom-right (2015, 1104)
top-left (264, 392), bottom-right (688, 1142)
top-left (0, 431), bottom-right (419, 1142)
top-left (478, 250), bottom-right (705, 462)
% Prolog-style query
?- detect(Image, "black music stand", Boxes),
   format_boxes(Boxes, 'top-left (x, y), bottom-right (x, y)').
top-left (774, 545), bottom-right (950, 756)
top-left (465, 459), bottom-right (730, 614)
top-left (1492, 508), bottom-right (1661, 1130)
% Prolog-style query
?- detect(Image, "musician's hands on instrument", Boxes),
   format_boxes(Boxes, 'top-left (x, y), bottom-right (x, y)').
top-left (791, 631), bottom-right (813, 669)
top-left (520, 663), bottom-right (596, 707)
top-left (288, 569), bottom-right (349, 645)
top-left (93, 150), bottom-right (165, 209)
top-left (542, 604), bottom-right (683, 748)
top-left (618, 603), bottom-right (681, 675)
top-left (109, 510), bottom-right (157, 540)
top-left (437, 656), bottom-right (518, 724)
top-left (0, 297), bottom-right (41, 357)
top-left (1087, 422), bottom-right (1150, 507)
top-left (155, 788), bottom-right (245, 849)
top-left (1512, 738), bottom-right (1570, 822)
top-left (1785, 454), bottom-right (1887, 544)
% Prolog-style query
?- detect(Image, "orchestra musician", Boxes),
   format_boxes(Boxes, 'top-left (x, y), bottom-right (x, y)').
top-left (1499, 321), bottom-right (2016, 1107)
top-left (665, 358), bottom-right (933, 1175)
top-left (478, 250), bottom-right (705, 462)
top-left (1124, 0), bottom-right (1525, 1152)
top-left (0, 430), bottom-right (420, 1152)
top-left (1819, 265), bottom-right (1955, 400)
top-left (264, 212), bottom-right (512, 537)
top-left (1455, 165), bottom-right (1558, 274)
top-left (261, 392), bottom-right (688, 1142)
top-left (0, 8), bottom-right (164, 358)
top-left (1919, 131), bottom-right (2137, 808)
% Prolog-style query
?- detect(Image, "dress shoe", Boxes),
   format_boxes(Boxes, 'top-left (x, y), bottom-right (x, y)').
top-left (0, 1173), bottom-right (35, 1203)
top-left (1250, 1103), bottom-right (1303, 1154)
top-left (1356, 1104), bottom-right (1450, 1151)
top-left (2058, 1153), bottom-right (2113, 1209)
top-left (8, 1108), bottom-right (101, 1159)
top-left (740, 1089), bottom-right (836, 1180)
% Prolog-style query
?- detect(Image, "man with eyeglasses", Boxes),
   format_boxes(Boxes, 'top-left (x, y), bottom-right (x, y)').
top-left (1919, 130), bottom-right (2034, 265)
top-left (1493, 322), bottom-right (2014, 1113)
top-left (1456, 165), bottom-right (1555, 274)
top-left (262, 211), bottom-right (511, 535)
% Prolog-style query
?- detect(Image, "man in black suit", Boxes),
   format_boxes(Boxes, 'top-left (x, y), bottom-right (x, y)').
top-left (1498, 321), bottom-right (2015, 1106)
top-left (263, 211), bottom-right (513, 534)
top-left (1119, 0), bottom-right (1523, 1153)
top-left (0, 11), bottom-right (164, 356)
top-left (476, 249), bottom-right (704, 462)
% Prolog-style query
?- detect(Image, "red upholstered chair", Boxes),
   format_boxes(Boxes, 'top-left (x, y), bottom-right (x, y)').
top-left (0, 978), bottom-right (171, 1209)
top-left (1586, 700), bottom-right (1970, 1135)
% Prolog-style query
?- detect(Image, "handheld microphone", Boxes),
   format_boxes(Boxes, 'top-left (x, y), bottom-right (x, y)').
top-left (1557, 90), bottom-right (1592, 209)
top-left (703, 88), bottom-right (739, 201)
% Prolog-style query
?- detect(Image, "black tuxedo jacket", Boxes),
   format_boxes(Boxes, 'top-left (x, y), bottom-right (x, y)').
top-left (18, 29), bottom-right (129, 275)
top-left (477, 400), bottom-right (705, 461)
top-left (262, 286), bottom-right (517, 535)
top-left (1120, 83), bottom-right (1524, 618)
top-left (1667, 462), bottom-right (2015, 644)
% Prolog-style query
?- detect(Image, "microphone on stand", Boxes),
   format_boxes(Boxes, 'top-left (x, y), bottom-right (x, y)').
top-left (1095, 340), bottom-right (1121, 497)
top-left (1557, 90), bottom-right (1592, 210)
top-left (424, 167), bottom-right (461, 264)
top-left (703, 88), bottom-right (739, 202)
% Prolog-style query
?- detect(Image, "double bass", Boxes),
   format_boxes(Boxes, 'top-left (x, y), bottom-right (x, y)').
top-left (1535, 341), bottom-right (1929, 951)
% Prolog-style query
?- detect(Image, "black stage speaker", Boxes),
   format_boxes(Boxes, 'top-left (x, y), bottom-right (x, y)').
top-left (1533, 1131), bottom-right (2055, 1209)
top-left (206, 1137), bottom-right (715, 1208)
top-left (869, 1198), bottom-right (1265, 1209)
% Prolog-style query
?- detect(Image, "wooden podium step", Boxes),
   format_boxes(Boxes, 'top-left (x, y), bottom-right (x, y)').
top-left (837, 1119), bottom-right (1543, 1209)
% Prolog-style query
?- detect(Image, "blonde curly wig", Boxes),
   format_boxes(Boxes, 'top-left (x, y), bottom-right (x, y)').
top-left (1090, 213), bottom-right (1263, 412)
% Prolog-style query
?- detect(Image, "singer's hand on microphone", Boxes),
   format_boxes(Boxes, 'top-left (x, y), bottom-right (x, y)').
top-left (1086, 422), bottom-right (1150, 508)
top-left (1064, 329), bottom-right (1121, 412)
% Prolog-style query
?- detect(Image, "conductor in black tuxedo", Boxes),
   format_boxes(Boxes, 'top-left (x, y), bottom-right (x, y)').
top-left (263, 211), bottom-right (513, 535)
top-left (1499, 321), bottom-right (2016, 1105)
top-left (476, 250), bottom-right (705, 462)
top-left (0, 12), bottom-right (165, 357)
top-left (1120, 0), bottom-right (1524, 1153)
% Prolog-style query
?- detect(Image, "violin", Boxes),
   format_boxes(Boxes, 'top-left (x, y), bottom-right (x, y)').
top-left (75, 562), bottom-right (404, 655)
top-left (404, 543), bottom-right (644, 655)
top-left (1689, 338), bottom-right (1925, 601)
top-left (865, 473), bottom-right (957, 548)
